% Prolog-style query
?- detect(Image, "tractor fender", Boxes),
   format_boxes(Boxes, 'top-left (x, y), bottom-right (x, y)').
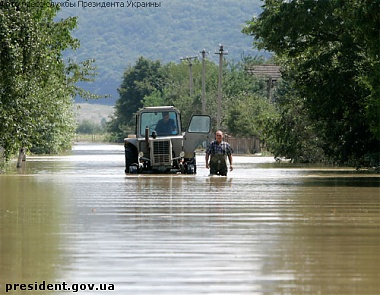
top-left (124, 137), bottom-right (138, 149)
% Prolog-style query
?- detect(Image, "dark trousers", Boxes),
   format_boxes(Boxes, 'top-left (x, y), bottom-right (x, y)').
top-left (209, 154), bottom-right (227, 176)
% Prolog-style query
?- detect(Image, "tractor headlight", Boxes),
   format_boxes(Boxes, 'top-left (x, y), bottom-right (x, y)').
top-left (138, 151), bottom-right (144, 158)
top-left (180, 151), bottom-right (185, 158)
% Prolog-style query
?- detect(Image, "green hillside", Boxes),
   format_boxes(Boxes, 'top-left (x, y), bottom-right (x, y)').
top-left (57, 0), bottom-right (264, 105)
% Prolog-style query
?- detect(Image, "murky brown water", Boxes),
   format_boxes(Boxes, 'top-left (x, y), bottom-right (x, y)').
top-left (1, 143), bottom-right (379, 294)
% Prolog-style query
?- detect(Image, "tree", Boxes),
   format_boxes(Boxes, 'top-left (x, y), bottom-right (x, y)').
top-left (107, 57), bottom-right (166, 140)
top-left (227, 91), bottom-right (277, 139)
top-left (243, 0), bottom-right (380, 166)
top-left (0, 1), bottom-right (98, 161)
top-left (76, 119), bottom-right (104, 135)
top-left (162, 57), bottom-right (270, 132)
top-left (109, 55), bottom-right (273, 140)
top-left (141, 89), bottom-right (165, 107)
top-left (162, 60), bottom-right (211, 126)
top-left (264, 80), bottom-right (326, 163)
top-left (223, 58), bottom-right (270, 134)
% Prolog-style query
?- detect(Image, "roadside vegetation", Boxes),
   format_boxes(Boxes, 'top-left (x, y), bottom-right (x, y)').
top-left (75, 119), bottom-right (107, 142)
top-left (106, 55), bottom-right (275, 142)
top-left (243, 0), bottom-right (379, 168)
top-left (73, 103), bottom-right (112, 142)
top-left (108, 0), bottom-right (379, 168)
top-left (1, 0), bottom-right (378, 170)
top-left (0, 0), bottom-right (101, 166)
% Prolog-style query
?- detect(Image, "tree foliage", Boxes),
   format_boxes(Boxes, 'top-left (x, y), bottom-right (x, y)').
top-left (0, 0), bottom-right (97, 161)
top-left (162, 60), bottom-right (218, 126)
top-left (76, 119), bottom-right (105, 135)
top-left (223, 58), bottom-right (274, 137)
top-left (108, 55), bottom-right (271, 140)
top-left (107, 57), bottom-right (167, 140)
top-left (264, 80), bottom-right (325, 163)
top-left (227, 91), bottom-right (277, 138)
top-left (243, 0), bottom-right (380, 166)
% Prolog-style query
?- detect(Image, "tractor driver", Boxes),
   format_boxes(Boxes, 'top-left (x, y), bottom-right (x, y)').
top-left (156, 111), bottom-right (176, 136)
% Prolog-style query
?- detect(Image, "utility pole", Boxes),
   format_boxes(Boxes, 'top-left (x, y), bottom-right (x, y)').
top-left (199, 49), bottom-right (208, 114)
top-left (180, 56), bottom-right (198, 97)
top-left (215, 44), bottom-right (228, 130)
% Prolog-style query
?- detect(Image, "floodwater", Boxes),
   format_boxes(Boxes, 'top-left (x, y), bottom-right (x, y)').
top-left (0, 143), bottom-right (379, 295)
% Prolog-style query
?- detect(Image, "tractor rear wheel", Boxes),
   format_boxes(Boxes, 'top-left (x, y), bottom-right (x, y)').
top-left (125, 144), bottom-right (138, 174)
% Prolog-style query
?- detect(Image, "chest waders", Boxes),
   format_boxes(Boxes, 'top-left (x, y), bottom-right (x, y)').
top-left (209, 154), bottom-right (228, 176)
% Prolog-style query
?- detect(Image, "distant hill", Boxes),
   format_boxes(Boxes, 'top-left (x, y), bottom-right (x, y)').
top-left (57, 0), bottom-right (264, 105)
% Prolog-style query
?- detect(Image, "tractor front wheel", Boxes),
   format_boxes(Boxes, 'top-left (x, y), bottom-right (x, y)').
top-left (184, 156), bottom-right (197, 174)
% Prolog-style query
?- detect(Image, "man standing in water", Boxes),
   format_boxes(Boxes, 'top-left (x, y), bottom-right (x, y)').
top-left (205, 130), bottom-right (234, 176)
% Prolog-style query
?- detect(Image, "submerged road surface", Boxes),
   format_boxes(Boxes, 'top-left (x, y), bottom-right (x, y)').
top-left (1, 143), bottom-right (379, 294)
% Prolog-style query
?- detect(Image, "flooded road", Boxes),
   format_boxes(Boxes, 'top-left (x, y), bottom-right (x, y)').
top-left (1, 143), bottom-right (379, 294)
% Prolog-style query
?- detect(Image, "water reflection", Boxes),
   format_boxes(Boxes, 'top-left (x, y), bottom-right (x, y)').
top-left (0, 176), bottom-right (71, 294)
top-left (0, 144), bottom-right (379, 294)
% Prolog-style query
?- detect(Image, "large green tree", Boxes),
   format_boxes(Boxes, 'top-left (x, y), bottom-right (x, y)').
top-left (243, 0), bottom-right (380, 166)
top-left (0, 1), bottom-right (97, 161)
top-left (107, 57), bottom-right (166, 140)
top-left (264, 80), bottom-right (326, 163)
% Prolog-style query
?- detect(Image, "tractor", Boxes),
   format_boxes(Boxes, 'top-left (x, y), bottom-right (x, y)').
top-left (124, 106), bottom-right (211, 174)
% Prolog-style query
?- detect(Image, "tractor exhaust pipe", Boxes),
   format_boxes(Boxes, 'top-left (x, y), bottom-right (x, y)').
top-left (145, 126), bottom-right (149, 148)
